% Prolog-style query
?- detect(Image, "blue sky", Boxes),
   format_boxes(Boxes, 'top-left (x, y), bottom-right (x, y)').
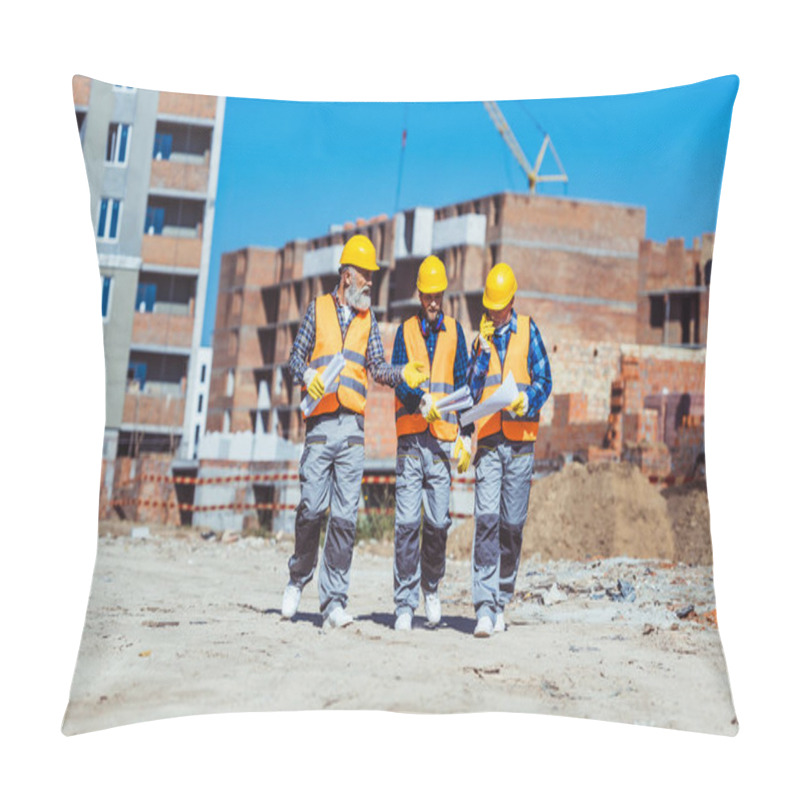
top-left (203, 75), bottom-right (738, 345)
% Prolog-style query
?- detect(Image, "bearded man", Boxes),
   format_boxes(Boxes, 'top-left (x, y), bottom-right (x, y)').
top-left (281, 234), bottom-right (428, 629)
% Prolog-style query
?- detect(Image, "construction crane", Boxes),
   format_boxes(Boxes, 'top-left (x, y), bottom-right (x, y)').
top-left (483, 101), bottom-right (568, 194)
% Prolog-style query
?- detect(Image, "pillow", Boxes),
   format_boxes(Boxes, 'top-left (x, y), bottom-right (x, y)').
top-left (64, 74), bottom-right (738, 736)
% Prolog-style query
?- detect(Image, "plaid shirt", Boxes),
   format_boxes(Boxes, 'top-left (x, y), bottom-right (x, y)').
top-left (392, 311), bottom-right (474, 435)
top-left (467, 310), bottom-right (552, 418)
top-left (288, 291), bottom-right (402, 388)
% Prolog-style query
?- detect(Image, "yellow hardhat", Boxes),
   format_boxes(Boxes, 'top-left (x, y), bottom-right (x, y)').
top-left (340, 234), bottom-right (379, 272)
top-left (483, 262), bottom-right (518, 310)
top-left (416, 255), bottom-right (448, 293)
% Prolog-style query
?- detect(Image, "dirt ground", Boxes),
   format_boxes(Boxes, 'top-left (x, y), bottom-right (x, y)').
top-left (63, 467), bottom-right (735, 737)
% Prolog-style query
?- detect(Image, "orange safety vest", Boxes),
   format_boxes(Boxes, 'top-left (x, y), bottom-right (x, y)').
top-left (304, 294), bottom-right (370, 418)
top-left (395, 315), bottom-right (458, 441)
top-left (476, 314), bottom-right (539, 442)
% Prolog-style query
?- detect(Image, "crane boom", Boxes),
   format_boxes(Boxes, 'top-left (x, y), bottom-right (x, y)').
top-left (483, 100), bottom-right (568, 194)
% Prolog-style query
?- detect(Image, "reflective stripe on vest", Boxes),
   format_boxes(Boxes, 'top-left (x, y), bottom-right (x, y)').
top-left (476, 314), bottom-right (539, 442)
top-left (304, 294), bottom-right (370, 418)
top-left (395, 315), bottom-right (458, 441)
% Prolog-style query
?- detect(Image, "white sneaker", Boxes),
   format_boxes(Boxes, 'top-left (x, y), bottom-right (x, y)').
top-left (281, 584), bottom-right (302, 619)
top-left (424, 592), bottom-right (442, 626)
top-left (394, 611), bottom-right (412, 631)
top-left (473, 616), bottom-right (493, 638)
top-left (494, 612), bottom-right (505, 633)
top-left (323, 606), bottom-right (354, 630)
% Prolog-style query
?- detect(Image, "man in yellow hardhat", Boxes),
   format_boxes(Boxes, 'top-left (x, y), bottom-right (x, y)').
top-left (467, 262), bottom-right (552, 637)
top-left (281, 234), bottom-right (429, 630)
top-left (390, 255), bottom-right (473, 631)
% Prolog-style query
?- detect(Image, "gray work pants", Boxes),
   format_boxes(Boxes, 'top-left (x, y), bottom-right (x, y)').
top-left (393, 431), bottom-right (452, 615)
top-left (288, 412), bottom-right (364, 619)
top-left (472, 433), bottom-right (535, 624)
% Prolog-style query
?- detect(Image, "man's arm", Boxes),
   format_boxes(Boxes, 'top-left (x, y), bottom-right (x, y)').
top-left (525, 318), bottom-right (552, 416)
top-left (366, 311), bottom-right (404, 387)
top-left (467, 335), bottom-right (491, 403)
top-left (454, 321), bottom-right (475, 436)
top-left (288, 301), bottom-right (317, 385)
top-left (392, 322), bottom-right (423, 413)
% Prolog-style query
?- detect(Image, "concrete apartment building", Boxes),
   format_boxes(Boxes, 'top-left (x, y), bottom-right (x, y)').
top-left (73, 77), bottom-right (224, 471)
top-left (178, 191), bottom-right (710, 532)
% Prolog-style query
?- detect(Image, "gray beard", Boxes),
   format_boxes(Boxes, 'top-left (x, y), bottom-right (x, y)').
top-left (346, 281), bottom-right (371, 311)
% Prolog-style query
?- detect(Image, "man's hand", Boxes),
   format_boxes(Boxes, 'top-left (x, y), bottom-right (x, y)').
top-left (507, 391), bottom-right (529, 418)
top-left (454, 435), bottom-right (472, 474)
top-left (419, 393), bottom-right (441, 423)
top-left (478, 314), bottom-right (495, 352)
top-left (303, 367), bottom-right (325, 400)
top-left (402, 360), bottom-right (429, 389)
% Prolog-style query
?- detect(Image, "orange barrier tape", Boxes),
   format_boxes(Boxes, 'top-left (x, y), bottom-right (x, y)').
top-left (120, 472), bottom-right (484, 488)
top-left (647, 475), bottom-right (693, 487)
top-left (110, 495), bottom-right (473, 518)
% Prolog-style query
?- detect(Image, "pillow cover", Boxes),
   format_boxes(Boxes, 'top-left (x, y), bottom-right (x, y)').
top-left (64, 74), bottom-right (738, 736)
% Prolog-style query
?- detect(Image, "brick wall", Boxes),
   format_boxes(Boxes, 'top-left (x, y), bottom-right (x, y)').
top-left (141, 234), bottom-right (202, 268)
top-left (72, 75), bottom-right (91, 106)
top-left (131, 311), bottom-right (194, 349)
top-left (157, 91), bottom-right (217, 119)
top-left (102, 454), bottom-right (180, 525)
top-left (149, 159), bottom-right (210, 193)
top-left (519, 296), bottom-right (637, 346)
top-left (122, 393), bottom-right (186, 428)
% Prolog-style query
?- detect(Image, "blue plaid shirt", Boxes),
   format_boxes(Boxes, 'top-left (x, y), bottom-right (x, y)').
top-left (288, 291), bottom-right (403, 388)
top-left (467, 310), bottom-right (552, 418)
top-left (392, 311), bottom-right (474, 435)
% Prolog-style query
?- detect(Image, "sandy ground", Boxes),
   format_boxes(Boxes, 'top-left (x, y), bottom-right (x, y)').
top-left (63, 526), bottom-right (737, 736)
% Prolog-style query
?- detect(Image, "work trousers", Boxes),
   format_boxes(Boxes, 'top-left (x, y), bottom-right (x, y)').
top-left (393, 430), bottom-right (452, 616)
top-left (288, 411), bottom-right (364, 619)
top-left (472, 432), bottom-right (535, 624)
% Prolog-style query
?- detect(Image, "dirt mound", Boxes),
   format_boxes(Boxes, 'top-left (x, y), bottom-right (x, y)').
top-left (447, 462), bottom-right (713, 565)
top-left (523, 461), bottom-right (675, 562)
top-left (662, 480), bottom-right (713, 566)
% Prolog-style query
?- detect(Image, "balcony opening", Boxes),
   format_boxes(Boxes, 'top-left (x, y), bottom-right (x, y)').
top-left (127, 351), bottom-right (188, 397)
top-left (466, 295), bottom-right (484, 332)
top-left (258, 328), bottom-right (277, 366)
top-left (76, 110), bottom-right (87, 142)
top-left (153, 121), bottom-right (212, 164)
top-left (649, 295), bottom-right (666, 328)
top-left (145, 195), bottom-right (205, 238)
top-left (136, 271), bottom-right (196, 315)
top-left (117, 431), bottom-right (180, 458)
top-left (261, 287), bottom-right (279, 326)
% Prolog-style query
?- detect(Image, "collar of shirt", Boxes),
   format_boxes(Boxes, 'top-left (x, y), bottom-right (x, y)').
top-left (418, 310), bottom-right (445, 338)
top-left (331, 289), bottom-right (354, 326)
top-left (493, 309), bottom-right (518, 340)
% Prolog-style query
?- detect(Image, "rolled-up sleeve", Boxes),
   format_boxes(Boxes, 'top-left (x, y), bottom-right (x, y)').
top-left (454, 323), bottom-right (474, 436)
top-left (367, 312), bottom-right (404, 387)
top-left (467, 338), bottom-right (491, 403)
top-left (392, 322), bottom-right (422, 412)
top-left (288, 301), bottom-right (317, 385)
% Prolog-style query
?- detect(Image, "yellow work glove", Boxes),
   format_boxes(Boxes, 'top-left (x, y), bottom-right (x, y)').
top-left (507, 391), bottom-right (529, 418)
top-left (303, 367), bottom-right (325, 400)
top-left (418, 393), bottom-right (441, 423)
top-left (454, 435), bottom-right (472, 474)
top-left (478, 314), bottom-right (495, 352)
top-left (402, 360), bottom-right (429, 390)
